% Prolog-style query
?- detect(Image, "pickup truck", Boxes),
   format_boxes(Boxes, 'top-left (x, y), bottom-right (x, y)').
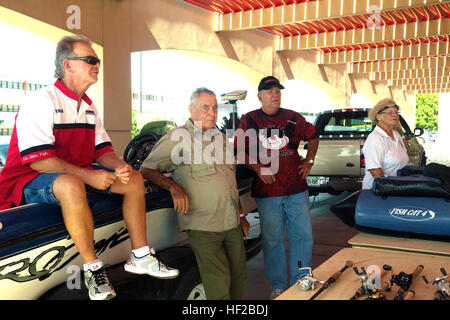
top-left (300, 108), bottom-right (426, 195)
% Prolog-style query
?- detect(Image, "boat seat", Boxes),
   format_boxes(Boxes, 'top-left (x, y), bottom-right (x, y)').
top-left (372, 175), bottom-right (450, 199)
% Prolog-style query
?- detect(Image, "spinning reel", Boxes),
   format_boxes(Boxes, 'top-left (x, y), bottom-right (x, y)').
top-left (350, 265), bottom-right (390, 300)
top-left (296, 261), bottom-right (325, 291)
top-left (422, 267), bottom-right (449, 300)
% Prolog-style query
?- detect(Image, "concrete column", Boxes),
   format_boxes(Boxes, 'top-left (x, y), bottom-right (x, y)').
top-left (102, 0), bottom-right (132, 157)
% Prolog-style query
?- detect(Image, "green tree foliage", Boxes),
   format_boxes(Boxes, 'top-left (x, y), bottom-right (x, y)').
top-left (416, 94), bottom-right (438, 131)
top-left (131, 111), bottom-right (140, 138)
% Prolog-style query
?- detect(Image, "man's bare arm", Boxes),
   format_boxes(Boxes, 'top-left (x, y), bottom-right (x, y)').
top-left (29, 156), bottom-right (116, 190)
top-left (95, 151), bottom-right (127, 171)
top-left (304, 137), bottom-right (319, 162)
top-left (236, 149), bottom-right (276, 184)
top-left (140, 167), bottom-right (189, 214)
top-left (298, 137), bottom-right (319, 180)
top-left (96, 151), bottom-right (133, 184)
top-left (369, 168), bottom-right (384, 179)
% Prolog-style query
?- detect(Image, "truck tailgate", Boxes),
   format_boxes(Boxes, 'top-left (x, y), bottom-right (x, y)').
top-left (300, 138), bottom-right (362, 176)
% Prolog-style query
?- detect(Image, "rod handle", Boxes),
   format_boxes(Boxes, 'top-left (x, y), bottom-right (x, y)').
top-left (412, 265), bottom-right (424, 279)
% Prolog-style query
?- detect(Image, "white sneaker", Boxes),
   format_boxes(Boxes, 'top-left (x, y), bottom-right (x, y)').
top-left (124, 248), bottom-right (179, 279)
top-left (84, 266), bottom-right (116, 300)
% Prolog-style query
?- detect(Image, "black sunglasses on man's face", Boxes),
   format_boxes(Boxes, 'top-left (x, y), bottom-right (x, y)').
top-left (67, 56), bottom-right (101, 65)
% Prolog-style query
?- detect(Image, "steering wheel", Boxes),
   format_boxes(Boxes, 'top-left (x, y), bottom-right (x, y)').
top-left (123, 133), bottom-right (160, 170)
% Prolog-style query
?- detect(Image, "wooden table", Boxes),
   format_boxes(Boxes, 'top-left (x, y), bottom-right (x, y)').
top-left (348, 232), bottom-right (450, 257)
top-left (276, 247), bottom-right (450, 300)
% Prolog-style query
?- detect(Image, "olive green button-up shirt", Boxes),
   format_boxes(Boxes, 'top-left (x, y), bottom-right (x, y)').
top-left (142, 119), bottom-right (240, 232)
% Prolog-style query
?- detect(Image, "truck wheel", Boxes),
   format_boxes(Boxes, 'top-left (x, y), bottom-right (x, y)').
top-left (171, 266), bottom-right (206, 300)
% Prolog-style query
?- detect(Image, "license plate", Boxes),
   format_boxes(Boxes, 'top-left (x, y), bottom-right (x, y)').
top-left (307, 176), bottom-right (328, 187)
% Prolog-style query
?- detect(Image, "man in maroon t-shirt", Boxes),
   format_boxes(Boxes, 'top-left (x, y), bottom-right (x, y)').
top-left (235, 76), bottom-right (319, 299)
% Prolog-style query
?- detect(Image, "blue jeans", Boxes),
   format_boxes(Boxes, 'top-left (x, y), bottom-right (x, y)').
top-left (255, 191), bottom-right (313, 290)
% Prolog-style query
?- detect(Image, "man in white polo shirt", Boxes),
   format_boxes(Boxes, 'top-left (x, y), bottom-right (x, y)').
top-left (0, 35), bottom-right (178, 300)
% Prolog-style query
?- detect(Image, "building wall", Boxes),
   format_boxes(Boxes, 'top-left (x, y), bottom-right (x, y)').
top-left (0, 0), bottom-right (417, 153)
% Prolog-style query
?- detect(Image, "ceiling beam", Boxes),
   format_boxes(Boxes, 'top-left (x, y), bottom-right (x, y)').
top-left (371, 68), bottom-right (450, 80)
top-left (388, 76), bottom-right (450, 85)
top-left (400, 83), bottom-right (450, 90)
top-left (349, 56), bottom-right (449, 73)
top-left (278, 18), bottom-right (449, 51)
top-left (321, 41), bottom-right (449, 64)
top-left (216, 0), bottom-right (443, 32)
top-left (416, 89), bottom-right (450, 94)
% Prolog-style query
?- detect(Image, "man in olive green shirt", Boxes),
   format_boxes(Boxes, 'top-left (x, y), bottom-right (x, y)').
top-left (140, 87), bottom-right (247, 300)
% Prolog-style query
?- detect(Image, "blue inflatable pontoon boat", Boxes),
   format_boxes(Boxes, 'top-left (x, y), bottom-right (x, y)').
top-left (331, 165), bottom-right (450, 239)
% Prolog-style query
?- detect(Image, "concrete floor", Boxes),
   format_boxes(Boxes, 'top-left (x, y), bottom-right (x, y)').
top-left (244, 192), bottom-right (359, 300)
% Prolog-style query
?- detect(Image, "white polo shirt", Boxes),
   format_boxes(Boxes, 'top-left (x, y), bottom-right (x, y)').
top-left (362, 125), bottom-right (409, 190)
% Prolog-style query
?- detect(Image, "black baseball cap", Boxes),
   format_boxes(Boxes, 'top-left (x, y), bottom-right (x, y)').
top-left (258, 76), bottom-right (285, 92)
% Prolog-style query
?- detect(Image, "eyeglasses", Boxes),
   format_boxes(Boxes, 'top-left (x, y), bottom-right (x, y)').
top-left (67, 56), bottom-right (101, 65)
top-left (379, 110), bottom-right (400, 115)
top-left (200, 104), bottom-right (218, 112)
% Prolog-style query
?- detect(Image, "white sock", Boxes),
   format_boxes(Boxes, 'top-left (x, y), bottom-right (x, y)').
top-left (83, 259), bottom-right (103, 272)
top-left (132, 246), bottom-right (151, 258)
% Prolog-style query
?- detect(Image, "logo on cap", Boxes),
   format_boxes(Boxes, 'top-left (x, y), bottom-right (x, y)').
top-left (258, 76), bottom-right (285, 91)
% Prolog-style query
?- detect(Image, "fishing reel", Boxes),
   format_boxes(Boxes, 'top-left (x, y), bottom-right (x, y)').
top-left (352, 265), bottom-right (389, 300)
top-left (389, 268), bottom-right (414, 300)
top-left (296, 261), bottom-right (324, 291)
top-left (390, 271), bottom-right (413, 291)
top-left (387, 264), bottom-right (424, 300)
top-left (422, 267), bottom-right (449, 300)
top-left (353, 266), bottom-right (371, 295)
top-left (366, 289), bottom-right (387, 300)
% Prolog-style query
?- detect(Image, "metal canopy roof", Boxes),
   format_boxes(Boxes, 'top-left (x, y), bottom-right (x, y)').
top-left (185, 0), bottom-right (450, 94)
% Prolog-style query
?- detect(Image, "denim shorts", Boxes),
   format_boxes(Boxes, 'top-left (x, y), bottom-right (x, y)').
top-left (22, 173), bottom-right (63, 206)
top-left (22, 164), bottom-right (114, 206)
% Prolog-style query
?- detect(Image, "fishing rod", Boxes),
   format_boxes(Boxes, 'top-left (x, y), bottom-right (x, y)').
top-left (309, 260), bottom-right (353, 300)
top-left (391, 265), bottom-right (424, 300)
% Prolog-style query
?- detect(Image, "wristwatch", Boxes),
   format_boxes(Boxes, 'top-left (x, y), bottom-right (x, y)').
top-left (307, 158), bottom-right (314, 165)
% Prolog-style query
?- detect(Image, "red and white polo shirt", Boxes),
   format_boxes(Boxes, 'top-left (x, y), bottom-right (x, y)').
top-left (0, 79), bottom-right (114, 209)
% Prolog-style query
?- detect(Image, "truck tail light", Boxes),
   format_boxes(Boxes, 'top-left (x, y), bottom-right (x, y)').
top-left (360, 144), bottom-right (365, 168)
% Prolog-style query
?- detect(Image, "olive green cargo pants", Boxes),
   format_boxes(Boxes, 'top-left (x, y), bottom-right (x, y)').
top-left (186, 227), bottom-right (247, 300)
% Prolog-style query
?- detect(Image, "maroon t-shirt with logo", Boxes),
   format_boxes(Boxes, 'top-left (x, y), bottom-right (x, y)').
top-left (236, 108), bottom-right (316, 198)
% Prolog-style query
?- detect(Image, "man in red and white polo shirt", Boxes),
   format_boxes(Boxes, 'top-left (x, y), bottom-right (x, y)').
top-left (0, 35), bottom-right (178, 300)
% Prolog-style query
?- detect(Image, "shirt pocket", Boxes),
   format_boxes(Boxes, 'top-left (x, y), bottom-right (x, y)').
top-left (190, 163), bottom-right (216, 179)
